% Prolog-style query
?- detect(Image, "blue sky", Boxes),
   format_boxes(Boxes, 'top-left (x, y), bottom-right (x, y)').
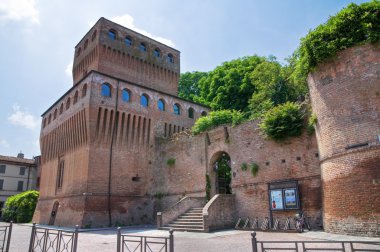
top-left (0, 0), bottom-right (368, 158)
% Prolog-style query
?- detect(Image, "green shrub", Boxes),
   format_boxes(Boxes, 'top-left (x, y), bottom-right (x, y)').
top-left (166, 158), bottom-right (176, 166)
top-left (241, 162), bottom-right (248, 171)
top-left (205, 174), bottom-right (211, 201)
top-left (2, 190), bottom-right (39, 223)
top-left (259, 102), bottom-right (304, 141)
top-left (250, 163), bottom-right (259, 177)
top-left (307, 113), bottom-right (318, 135)
top-left (192, 110), bottom-right (245, 135)
top-left (298, 1), bottom-right (380, 73)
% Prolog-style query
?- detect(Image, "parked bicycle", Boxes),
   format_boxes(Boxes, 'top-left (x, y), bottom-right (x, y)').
top-left (295, 211), bottom-right (311, 233)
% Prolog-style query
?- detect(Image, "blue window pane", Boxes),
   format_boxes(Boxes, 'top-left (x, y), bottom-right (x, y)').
top-left (158, 99), bottom-right (165, 111)
top-left (108, 30), bottom-right (116, 40)
top-left (101, 84), bottom-right (111, 97)
top-left (139, 43), bottom-right (147, 52)
top-left (188, 108), bottom-right (194, 118)
top-left (174, 104), bottom-right (180, 115)
top-left (141, 94), bottom-right (149, 107)
top-left (167, 54), bottom-right (174, 63)
top-left (125, 37), bottom-right (132, 46)
top-left (154, 49), bottom-right (160, 57)
top-left (122, 89), bottom-right (130, 102)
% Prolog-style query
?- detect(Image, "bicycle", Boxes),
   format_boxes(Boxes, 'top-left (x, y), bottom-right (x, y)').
top-left (295, 211), bottom-right (311, 233)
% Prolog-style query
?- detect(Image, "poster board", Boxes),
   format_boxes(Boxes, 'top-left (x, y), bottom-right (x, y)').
top-left (269, 181), bottom-right (299, 211)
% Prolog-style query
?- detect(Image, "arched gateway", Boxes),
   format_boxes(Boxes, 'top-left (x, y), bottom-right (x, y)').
top-left (210, 151), bottom-right (232, 195)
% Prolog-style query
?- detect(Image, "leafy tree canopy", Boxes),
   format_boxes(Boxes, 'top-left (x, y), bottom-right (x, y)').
top-left (2, 190), bottom-right (39, 223)
top-left (178, 71), bottom-right (208, 102)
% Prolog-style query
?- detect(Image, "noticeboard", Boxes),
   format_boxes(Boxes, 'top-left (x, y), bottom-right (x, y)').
top-left (269, 181), bottom-right (300, 211)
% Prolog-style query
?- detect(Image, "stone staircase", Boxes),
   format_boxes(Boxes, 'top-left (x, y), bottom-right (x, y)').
top-left (160, 207), bottom-right (204, 232)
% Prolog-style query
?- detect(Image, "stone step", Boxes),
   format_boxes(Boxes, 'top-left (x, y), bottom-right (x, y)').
top-left (180, 213), bottom-right (202, 217)
top-left (174, 218), bottom-right (203, 222)
top-left (171, 221), bottom-right (204, 225)
top-left (169, 225), bottom-right (203, 229)
top-left (160, 226), bottom-right (205, 232)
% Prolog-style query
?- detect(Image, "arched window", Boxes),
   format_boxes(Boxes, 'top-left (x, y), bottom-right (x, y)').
top-left (101, 83), bottom-right (111, 97)
top-left (140, 94), bottom-right (149, 107)
top-left (84, 39), bottom-right (88, 50)
top-left (43, 118), bottom-right (46, 128)
top-left (201, 111), bottom-right (207, 116)
top-left (59, 103), bottom-right (63, 114)
top-left (76, 47), bottom-right (81, 57)
top-left (125, 36), bottom-right (132, 46)
top-left (167, 54), bottom-right (174, 64)
top-left (91, 30), bottom-right (97, 41)
top-left (108, 29), bottom-right (116, 40)
top-left (82, 84), bottom-right (87, 97)
top-left (66, 98), bottom-right (71, 110)
top-left (188, 107), bottom-right (194, 119)
top-left (53, 109), bottom-right (57, 120)
top-left (48, 114), bottom-right (51, 124)
top-left (122, 89), bottom-right (131, 102)
top-left (73, 91), bottom-right (78, 104)
top-left (173, 103), bottom-right (181, 115)
top-left (158, 99), bottom-right (165, 111)
top-left (154, 48), bottom-right (160, 58)
top-left (139, 43), bottom-right (147, 52)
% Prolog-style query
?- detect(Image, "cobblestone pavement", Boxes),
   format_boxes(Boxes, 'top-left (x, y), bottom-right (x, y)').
top-left (6, 223), bottom-right (380, 252)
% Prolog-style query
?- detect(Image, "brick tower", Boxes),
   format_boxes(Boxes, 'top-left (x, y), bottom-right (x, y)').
top-left (308, 43), bottom-right (380, 236)
top-left (33, 18), bottom-right (209, 227)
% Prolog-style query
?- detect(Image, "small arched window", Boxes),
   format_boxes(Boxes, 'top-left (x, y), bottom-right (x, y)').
top-left (101, 83), bottom-right (111, 97)
top-left (76, 47), bottom-right (81, 57)
top-left (43, 118), bottom-right (46, 128)
top-left (66, 98), bottom-right (71, 110)
top-left (173, 103), bottom-right (181, 115)
top-left (53, 109), bottom-right (57, 120)
top-left (84, 39), bottom-right (88, 50)
top-left (125, 37), bottom-right (132, 46)
top-left (82, 84), bottom-right (87, 98)
top-left (73, 91), bottom-right (78, 104)
top-left (122, 89), bottom-right (131, 102)
top-left (139, 43), bottom-right (147, 52)
top-left (167, 54), bottom-right (174, 64)
top-left (108, 29), bottom-right (116, 40)
top-left (158, 99), bottom-right (165, 111)
top-left (154, 48), bottom-right (160, 58)
top-left (201, 111), bottom-right (207, 116)
top-left (59, 103), bottom-right (64, 114)
top-left (188, 107), bottom-right (194, 119)
top-left (140, 94), bottom-right (149, 107)
top-left (91, 30), bottom-right (97, 41)
top-left (48, 114), bottom-right (51, 124)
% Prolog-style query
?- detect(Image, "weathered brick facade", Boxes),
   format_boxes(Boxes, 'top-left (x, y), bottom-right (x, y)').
top-left (308, 43), bottom-right (380, 236)
top-left (33, 18), bottom-right (379, 236)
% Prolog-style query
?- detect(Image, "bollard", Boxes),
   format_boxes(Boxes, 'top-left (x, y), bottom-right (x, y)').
top-left (251, 231), bottom-right (257, 252)
top-left (5, 221), bottom-right (12, 252)
top-left (117, 227), bottom-right (121, 252)
top-left (73, 225), bottom-right (79, 252)
top-left (28, 222), bottom-right (37, 252)
top-left (169, 229), bottom-right (174, 252)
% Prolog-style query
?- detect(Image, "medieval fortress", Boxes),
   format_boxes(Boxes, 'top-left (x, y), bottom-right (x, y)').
top-left (33, 18), bottom-right (380, 237)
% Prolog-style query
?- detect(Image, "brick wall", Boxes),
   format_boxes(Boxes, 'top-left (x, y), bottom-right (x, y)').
top-left (308, 42), bottom-right (380, 236)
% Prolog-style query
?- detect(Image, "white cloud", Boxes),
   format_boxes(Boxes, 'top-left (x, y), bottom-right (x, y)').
top-left (110, 14), bottom-right (175, 47)
top-left (65, 61), bottom-right (73, 77)
top-left (8, 104), bottom-right (39, 130)
top-left (0, 139), bottom-right (10, 148)
top-left (0, 0), bottom-right (39, 24)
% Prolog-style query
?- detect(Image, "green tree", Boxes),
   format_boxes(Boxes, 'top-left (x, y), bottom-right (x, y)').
top-left (2, 190), bottom-right (39, 223)
top-left (178, 71), bottom-right (208, 102)
top-left (192, 110), bottom-right (244, 135)
top-left (259, 102), bottom-right (304, 141)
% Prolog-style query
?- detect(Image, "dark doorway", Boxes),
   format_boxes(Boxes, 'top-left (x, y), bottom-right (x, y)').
top-left (213, 152), bottom-right (232, 194)
top-left (48, 201), bottom-right (59, 225)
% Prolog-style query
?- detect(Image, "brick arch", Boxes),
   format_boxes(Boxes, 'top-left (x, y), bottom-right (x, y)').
top-left (208, 151), bottom-right (232, 196)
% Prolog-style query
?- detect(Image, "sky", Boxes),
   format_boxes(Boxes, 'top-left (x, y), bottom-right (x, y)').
top-left (0, 0), bottom-right (368, 158)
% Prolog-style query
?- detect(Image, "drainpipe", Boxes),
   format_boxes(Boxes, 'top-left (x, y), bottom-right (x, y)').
top-left (108, 80), bottom-right (120, 227)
